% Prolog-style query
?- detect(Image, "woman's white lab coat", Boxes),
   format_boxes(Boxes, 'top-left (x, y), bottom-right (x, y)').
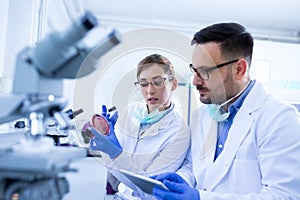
top-left (101, 102), bottom-right (191, 199)
top-left (179, 81), bottom-right (300, 199)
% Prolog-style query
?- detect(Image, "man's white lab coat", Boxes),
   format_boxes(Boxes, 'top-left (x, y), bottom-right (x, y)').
top-left (179, 81), bottom-right (300, 199)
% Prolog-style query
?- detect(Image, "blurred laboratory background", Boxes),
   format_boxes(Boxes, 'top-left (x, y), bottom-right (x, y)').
top-left (1, 0), bottom-right (300, 121)
top-left (0, 0), bottom-right (300, 199)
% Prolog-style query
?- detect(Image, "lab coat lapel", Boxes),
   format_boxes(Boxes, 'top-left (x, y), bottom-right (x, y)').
top-left (141, 115), bottom-right (169, 138)
top-left (198, 119), bottom-right (217, 162)
top-left (202, 81), bottom-right (264, 190)
top-left (202, 111), bottom-right (253, 190)
top-left (205, 111), bottom-right (254, 189)
top-left (142, 121), bottom-right (161, 137)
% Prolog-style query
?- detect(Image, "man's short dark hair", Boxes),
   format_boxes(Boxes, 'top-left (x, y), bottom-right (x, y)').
top-left (192, 22), bottom-right (254, 65)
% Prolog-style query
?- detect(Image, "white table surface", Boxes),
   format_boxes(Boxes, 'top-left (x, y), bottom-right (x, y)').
top-left (63, 157), bottom-right (108, 200)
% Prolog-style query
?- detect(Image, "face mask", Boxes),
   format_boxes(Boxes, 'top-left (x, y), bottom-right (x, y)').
top-left (207, 81), bottom-right (251, 122)
top-left (206, 104), bottom-right (229, 122)
top-left (135, 106), bottom-right (167, 124)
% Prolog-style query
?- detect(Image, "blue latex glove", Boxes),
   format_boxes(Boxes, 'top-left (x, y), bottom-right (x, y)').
top-left (101, 105), bottom-right (118, 127)
top-left (100, 105), bottom-right (121, 149)
top-left (152, 172), bottom-right (200, 200)
top-left (89, 127), bottom-right (123, 159)
top-left (106, 122), bottom-right (122, 149)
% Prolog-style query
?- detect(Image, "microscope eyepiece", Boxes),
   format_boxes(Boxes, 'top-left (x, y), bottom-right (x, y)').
top-left (81, 11), bottom-right (98, 30)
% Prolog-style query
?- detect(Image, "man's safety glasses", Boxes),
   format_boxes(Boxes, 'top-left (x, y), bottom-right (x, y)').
top-left (189, 59), bottom-right (239, 80)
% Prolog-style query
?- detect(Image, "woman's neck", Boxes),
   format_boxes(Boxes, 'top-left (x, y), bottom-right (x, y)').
top-left (147, 101), bottom-right (171, 113)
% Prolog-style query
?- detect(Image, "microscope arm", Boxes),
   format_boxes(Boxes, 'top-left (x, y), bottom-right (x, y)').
top-left (0, 11), bottom-right (121, 128)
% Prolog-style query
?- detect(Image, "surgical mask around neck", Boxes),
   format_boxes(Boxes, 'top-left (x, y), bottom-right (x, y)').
top-left (206, 103), bottom-right (229, 122)
top-left (135, 105), bottom-right (169, 124)
top-left (207, 81), bottom-right (250, 122)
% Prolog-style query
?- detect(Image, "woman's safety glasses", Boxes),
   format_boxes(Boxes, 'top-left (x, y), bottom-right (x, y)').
top-left (134, 76), bottom-right (169, 89)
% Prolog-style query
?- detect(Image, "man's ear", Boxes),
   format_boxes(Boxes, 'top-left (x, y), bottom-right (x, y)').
top-left (234, 59), bottom-right (248, 80)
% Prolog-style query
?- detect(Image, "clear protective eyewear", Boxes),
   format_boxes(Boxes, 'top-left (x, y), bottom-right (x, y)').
top-left (134, 76), bottom-right (169, 89)
top-left (189, 59), bottom-right (239, 80)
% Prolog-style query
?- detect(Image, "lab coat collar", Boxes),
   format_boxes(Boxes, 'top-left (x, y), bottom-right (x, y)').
top-left (202, 81), bottom-right (267, 190)
top-left (121, 101), bottom-right (176, 139)
top-left (120, 106), bottom-right (179, 139)
top-left (140, 110), bottom-right (177, 138)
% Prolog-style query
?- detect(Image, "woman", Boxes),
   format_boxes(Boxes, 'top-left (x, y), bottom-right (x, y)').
top-left (88, 54), bottom-right (190, 199)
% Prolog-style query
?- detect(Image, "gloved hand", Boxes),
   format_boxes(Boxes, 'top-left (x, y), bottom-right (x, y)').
top-left (101, 105), bottom-right (118, 127)
top-left (152, 172), bottom-right (200, 200)
top-left (106, 122), bottom-right (122, 149)
top-left (89, 127), bottom-right (123, 159)
top-left (100, 105), bottom-right (121, 149)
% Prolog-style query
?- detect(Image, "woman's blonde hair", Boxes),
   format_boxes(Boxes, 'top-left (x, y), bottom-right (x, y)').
top-left (136, 54), bottom-right (175, 81)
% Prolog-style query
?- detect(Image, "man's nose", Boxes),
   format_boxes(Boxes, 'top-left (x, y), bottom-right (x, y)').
top-left (192, 74), bottom-right (204, 86)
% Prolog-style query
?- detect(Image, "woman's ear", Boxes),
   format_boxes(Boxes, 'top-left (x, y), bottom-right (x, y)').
top-left (171, 79), bottom-right (178, 91)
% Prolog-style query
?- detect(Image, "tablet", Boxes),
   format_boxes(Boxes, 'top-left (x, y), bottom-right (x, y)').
top-left (119, 169), bottom-right (169, 195)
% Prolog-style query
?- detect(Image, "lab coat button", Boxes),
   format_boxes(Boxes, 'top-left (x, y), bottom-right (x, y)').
top-left (203, 188), bottom-right (207, 191)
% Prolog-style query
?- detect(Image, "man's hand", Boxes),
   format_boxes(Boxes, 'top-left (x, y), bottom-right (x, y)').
top-left (152, 172), bottom-right (200, 200)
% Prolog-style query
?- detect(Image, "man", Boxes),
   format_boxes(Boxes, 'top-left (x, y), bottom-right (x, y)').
top-left (152, 22), bottom-right (300, 199)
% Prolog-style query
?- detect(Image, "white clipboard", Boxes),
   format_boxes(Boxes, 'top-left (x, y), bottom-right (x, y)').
top-left (109, 168), bottom-right (169, 195)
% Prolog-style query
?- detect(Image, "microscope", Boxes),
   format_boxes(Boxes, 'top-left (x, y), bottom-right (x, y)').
top-left (0, 11), bottom-right (121, 199)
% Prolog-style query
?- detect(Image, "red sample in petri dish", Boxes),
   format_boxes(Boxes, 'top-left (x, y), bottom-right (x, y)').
top-left (91, 114), bottom-right (110, 135)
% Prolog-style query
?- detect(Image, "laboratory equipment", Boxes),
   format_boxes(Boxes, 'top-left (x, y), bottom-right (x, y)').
top-left (81, 105), bottom-right (117, 141)
top-left (0, 11), bottom-right (121, 200)
top-left (92, 114), bottom-right (110, 135)
top-left (45, 108), bottom-right (83, 146)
